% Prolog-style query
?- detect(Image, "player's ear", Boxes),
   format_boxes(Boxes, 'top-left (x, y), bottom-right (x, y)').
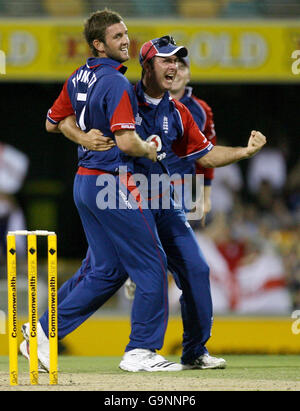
top-left (185, 64), bottom-right (191, 84)
top-left (144, 59), bottom-right (154, 75)
top-left (186, 72), bottom-right (191, 85)
top-left (93, 39), bottom-right (105, 54)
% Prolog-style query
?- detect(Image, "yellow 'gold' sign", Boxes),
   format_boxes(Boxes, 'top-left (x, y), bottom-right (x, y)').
top-left (0, 19), bottom-right (300, 82)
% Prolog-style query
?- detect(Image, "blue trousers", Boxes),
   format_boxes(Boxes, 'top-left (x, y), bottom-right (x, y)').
top-left (41, 173), bottom-right (169, 351)
top-left (40, 173), bottom-right (212, 362)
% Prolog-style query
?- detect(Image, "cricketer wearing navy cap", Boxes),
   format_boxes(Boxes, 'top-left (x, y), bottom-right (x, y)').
top-left (139, 35), bottom-right (188, 66)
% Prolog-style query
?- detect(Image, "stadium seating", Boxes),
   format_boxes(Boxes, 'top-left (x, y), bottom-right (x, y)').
top-left (130, 0), bottom-right (175, 16)
top-left (260, 0), bottom-right (300, 17)
top-left (43, 0), bottom-right (86, 17)
top-left (178, 0), bottom-right (222, 18)
top-left (1, 0), bottom-right (45, 16)
top-left (89, 0), bottom-right (136, 17)
top-left (220, 0), bottom-right (261, 18)
top-left (0, 0), bottom-right (300, 19)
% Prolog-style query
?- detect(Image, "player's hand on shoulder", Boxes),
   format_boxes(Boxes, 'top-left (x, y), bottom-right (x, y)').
top-left (84, 129), bottom-right (116, 151)
top-left (246, 130), bottom-right (267, 157)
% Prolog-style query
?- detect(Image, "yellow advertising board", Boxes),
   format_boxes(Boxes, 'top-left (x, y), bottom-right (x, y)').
top-left (1, 316), bottom-right (299, 356)
top-left (0, 19), bottom-right (300, 82)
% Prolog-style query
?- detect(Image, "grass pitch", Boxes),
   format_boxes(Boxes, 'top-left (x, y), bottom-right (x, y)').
top-left (0, 355), bottom-right (299, 391)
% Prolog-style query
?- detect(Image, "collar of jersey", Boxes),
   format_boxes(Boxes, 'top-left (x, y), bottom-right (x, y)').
top-left (181, 86), bottom-right (193, 102)
top-left (135, 80), bottom-right (170, 108)
top-left (86, 57), bottom-right (127, 74)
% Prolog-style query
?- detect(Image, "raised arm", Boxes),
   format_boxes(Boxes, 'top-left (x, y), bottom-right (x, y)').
top-left (197, 130), bottom-right (266, 168)
top-left (171, 101), bottom-right (266, 168)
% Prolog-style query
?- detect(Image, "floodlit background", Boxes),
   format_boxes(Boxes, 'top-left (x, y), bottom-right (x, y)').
top-left (0, 0), bottom-right (299, 355)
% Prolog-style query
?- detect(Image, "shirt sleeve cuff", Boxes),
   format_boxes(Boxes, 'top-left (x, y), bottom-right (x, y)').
top-left (204, 178), bottom-right (212, 186)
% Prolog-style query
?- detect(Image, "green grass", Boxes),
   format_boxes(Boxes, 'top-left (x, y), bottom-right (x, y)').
top-left (1, 354), bottom-right (300, 381)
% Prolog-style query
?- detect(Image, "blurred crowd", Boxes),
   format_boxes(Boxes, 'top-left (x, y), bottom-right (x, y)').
top-left (0, 144), bottom-right (298, 316)
top-left (0, 143), bottom-right (29, 260)
top-left (169, 139), bottom-right (300, 314)
top-left (1, 0), bottom-right (300, 18)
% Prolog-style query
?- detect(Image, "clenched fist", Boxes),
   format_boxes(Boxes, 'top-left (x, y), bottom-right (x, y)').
top-left (145, 141), bottom-right (158, 162)
top-left (246, 130), bottom-right (267, 157)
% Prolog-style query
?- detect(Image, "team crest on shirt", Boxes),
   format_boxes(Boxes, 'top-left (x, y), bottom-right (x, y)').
top-left (135, 113), bottom-right (143, 126)
top-left (146, 135), bottom-right (162, 151)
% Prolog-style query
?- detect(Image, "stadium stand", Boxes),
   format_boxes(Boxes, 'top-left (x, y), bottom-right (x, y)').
top-left (87, 0), bottom-right (135, 17)
top-left (177, 0), bottom-right (222, 18)
top-left (220, 0), bottom-right (261, 18)
top-left (260, 0), bottom-right (300, 17)
top-left (0, 0), bottom-right (44, 16)
top-left (43, 0), bottom-right (86, 17)
top-left (0, 0), bottom-right (299, 18)
top-left (130, 0), bottom-right (175, 16)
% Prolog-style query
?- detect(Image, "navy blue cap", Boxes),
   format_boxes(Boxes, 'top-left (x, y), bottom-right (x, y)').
top-left (139, 36), bottom-right (188, 66)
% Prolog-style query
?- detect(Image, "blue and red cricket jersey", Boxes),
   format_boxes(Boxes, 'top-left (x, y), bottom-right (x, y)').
top-left (168, 86), bottom-right (217, 185)
top-left (165, 86), bottom-right (217, 211)
top-left (47, 57), bottom-right (137, 174)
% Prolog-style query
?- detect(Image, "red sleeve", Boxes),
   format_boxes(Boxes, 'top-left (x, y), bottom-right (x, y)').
top-left (171, 100), bottom-right (213, 160)
top-left (195, 97), bottom-right (216, 144)
top-left (110, 90), bottom-right (136, 133)
top-left (46, 78), bottom-right (74, 124)
top-left (193, 97), bottom-right (217, 183)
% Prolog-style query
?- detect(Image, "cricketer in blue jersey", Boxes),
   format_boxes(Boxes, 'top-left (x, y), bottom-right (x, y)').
top-left (124, 54), bottom-right (218, 319)
top-left (22, 10), bottom-right (184, 373)
top-left (21, 11), bottom-right (266, 373)
top-left (169, 56), bottom-right (216, 182)
top-left (169, 56), bottom-right (217, 217)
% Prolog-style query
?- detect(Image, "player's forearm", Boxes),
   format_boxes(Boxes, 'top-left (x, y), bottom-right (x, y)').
top-left (46, 116), bottom-right (89, 144)
top-left (198, 130), bottom-right (266, 168)
top-left (58, 115), bottom-right (86, 145)
top-left (45, 119), bottom-right (61, 133)
top-left (197, 145), bottom-right (248, 168)
top-left (204, 185), bottom-right (211, 202)
top-left (115, 130), bottom-right (154, 158)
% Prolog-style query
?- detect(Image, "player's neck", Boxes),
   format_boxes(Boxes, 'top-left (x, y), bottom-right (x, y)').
top-left (142, 79), bottom-right (164, 99)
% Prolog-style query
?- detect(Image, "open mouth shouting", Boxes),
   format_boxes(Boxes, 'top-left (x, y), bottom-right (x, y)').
top-left (165, 73), bottom-right (175, 83)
